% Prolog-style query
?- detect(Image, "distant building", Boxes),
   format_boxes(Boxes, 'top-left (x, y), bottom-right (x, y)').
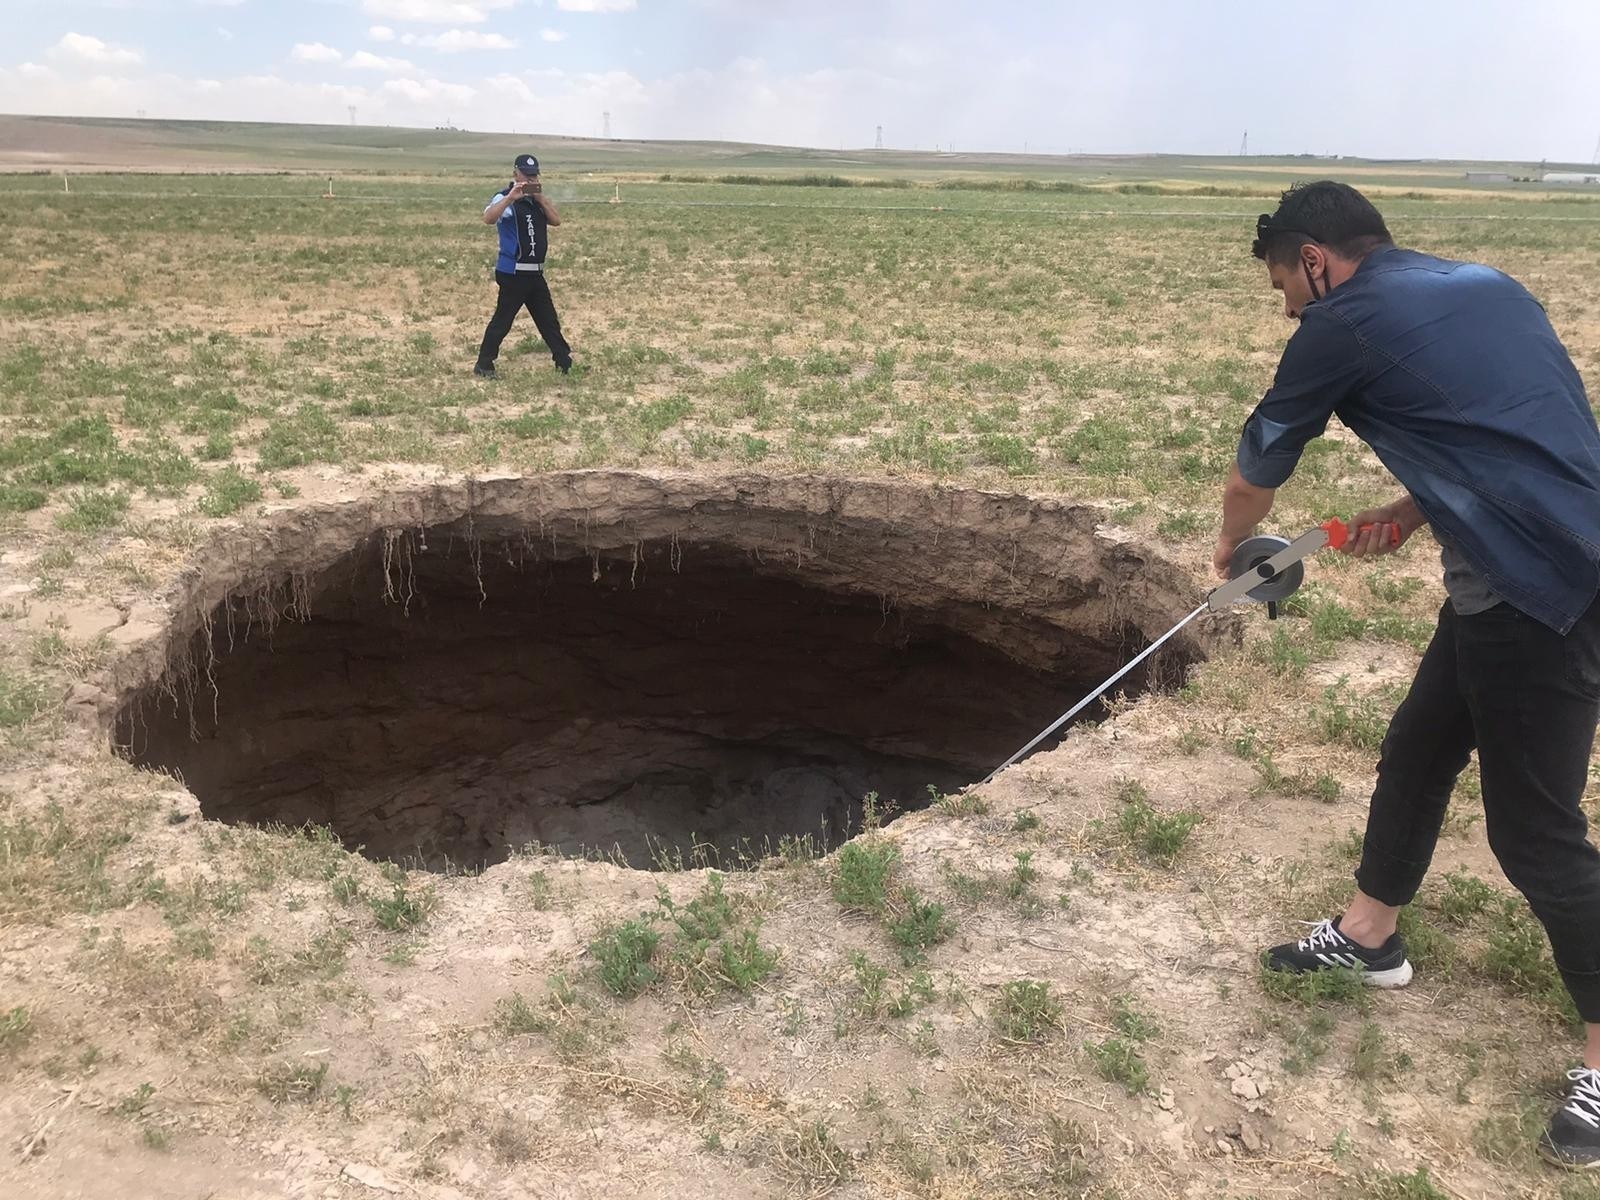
top-left (1465, 171), bottom-right (1513, 182)
top-left (1543, 172), bottom-right (1600, 184)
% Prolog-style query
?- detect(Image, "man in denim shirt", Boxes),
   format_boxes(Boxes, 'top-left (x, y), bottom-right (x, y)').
top-left (1214, 182), bottom-right (1600, 1167)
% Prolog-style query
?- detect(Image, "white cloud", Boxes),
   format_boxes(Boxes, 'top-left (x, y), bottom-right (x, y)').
top-left (541, 29), bottom-right (567, 42)
top-left (361, 0), bottom-right (513, 24)
top-left (369, 26), bottom-right (397, 42)
top-left (53, 33), bottom-right (143, 66)
top-left (556, 0), bottom-right (636, 10)
top-left (381, 76), bottom-right (476, 106)
top-left (217, 28), bottom-right (235, 41)
top-left (291, 42), bottom-right (343, 64)
top-left (194, 0), bottom-right (246, 8)
top-left (484, 72), bottom-right (534, 102)
top-left (401, 30), bottom-right (517, 51)
top-left (0, 70), bottom-right (369, 130)
top-left (348, 51), bottom-right (417, 74)
top-left (7, 8), bottom-right (1600, 164)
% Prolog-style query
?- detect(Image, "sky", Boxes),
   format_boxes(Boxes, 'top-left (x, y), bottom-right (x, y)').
top-left (2, 0), bottom-right (1598, 162)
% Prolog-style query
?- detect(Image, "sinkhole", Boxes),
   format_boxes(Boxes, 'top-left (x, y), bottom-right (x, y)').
top-left (111, 472), bottom-right (1216, 871)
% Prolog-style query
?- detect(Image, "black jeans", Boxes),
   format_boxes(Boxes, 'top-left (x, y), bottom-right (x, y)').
top-left (477, 270), bottom-right (571, 370)
top-left (1356, 597), bottom-right (1600, 1020)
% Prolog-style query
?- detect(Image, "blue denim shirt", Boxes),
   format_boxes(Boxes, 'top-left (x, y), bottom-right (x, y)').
top-left (1237, 246), bottom-right (1600, 633)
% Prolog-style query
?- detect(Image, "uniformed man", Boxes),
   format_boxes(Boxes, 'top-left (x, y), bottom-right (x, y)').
top-left (474, 153), bottom-right (573, 378)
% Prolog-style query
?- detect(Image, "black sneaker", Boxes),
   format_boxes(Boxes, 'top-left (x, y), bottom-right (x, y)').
top-left (556, 362), bottom-right (572, 376)
top-left (473, 363), bottom-right (496, 379)
top-left (1266, 917), bottom-right (1414, 988)
top-left (1541, 1068), bottom-right (1600, 1170)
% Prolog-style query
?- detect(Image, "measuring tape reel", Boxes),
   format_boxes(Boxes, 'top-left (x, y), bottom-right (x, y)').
top-left (1228, 534), bottom-right (1305, 608)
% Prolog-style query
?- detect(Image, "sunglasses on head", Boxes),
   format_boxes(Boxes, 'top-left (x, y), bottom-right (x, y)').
top-left (1256, 213), bottom-right (1315, 240)
top-left (1255, 214), bottom-right (1330, 302)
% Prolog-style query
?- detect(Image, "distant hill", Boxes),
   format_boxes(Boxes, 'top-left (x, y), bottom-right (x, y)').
top-left (0, 112), bottom-right (1590, 191)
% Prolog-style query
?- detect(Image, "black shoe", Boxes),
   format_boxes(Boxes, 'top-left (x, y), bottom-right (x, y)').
top-left (473, 363), bottom-right (496, 379)
top-left (556, 362), bottom-right (572, 376)
top-left (1541, 1068), bottom-right (1600, 1170)
top-left (1265, 917), bottom-right (1414, 988)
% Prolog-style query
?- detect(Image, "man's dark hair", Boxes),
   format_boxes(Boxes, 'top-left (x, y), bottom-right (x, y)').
top-left (1251, 181), bottom-right (1394, 265)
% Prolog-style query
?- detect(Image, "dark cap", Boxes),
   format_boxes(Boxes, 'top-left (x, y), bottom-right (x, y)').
top-left (513, 153), bottom-right (540, 176)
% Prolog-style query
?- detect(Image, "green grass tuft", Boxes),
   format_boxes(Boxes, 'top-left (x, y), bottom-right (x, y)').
top-left (590, 917), bottom-right (661, 998)
top-left (993, 979), bottom-right (1062, 1042)
top-left (831, 840), bottom-right (898, 912)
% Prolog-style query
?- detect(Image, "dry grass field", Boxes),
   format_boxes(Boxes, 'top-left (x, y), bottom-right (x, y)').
top-left (4, 117), bottom-right (1600, 1199)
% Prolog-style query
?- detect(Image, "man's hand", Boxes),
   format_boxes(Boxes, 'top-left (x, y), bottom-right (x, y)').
top-left (1214, 465), bottom-right (1277, 579)
top-left (1213, 535), bottom-right (1243, 581)
top-left (1343, 495), bottom-right (1424, 558)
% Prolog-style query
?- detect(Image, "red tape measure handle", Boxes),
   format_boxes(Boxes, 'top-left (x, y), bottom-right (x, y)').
top-left (1321, 517), bottom-right (1400, 551)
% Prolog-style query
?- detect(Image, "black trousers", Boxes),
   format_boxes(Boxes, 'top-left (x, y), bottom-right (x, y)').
top-left (1356, 596), bottom-right (1600, 1020)
top-left (477, 270), bottom-right (571, 370)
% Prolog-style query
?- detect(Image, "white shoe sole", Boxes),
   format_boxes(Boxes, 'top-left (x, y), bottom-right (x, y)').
top-left (1361, 960), bottom-right (1414, 989)
top-left (1538, 1141), bottom-right (1600, 1171)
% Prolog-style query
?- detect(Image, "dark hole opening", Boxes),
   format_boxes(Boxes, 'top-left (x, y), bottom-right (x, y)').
top-left (115, 523), bottom-right (1189, 871)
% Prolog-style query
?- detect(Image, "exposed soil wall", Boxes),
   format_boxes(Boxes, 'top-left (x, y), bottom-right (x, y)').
top-left (109, 471), bottom-right (1228, 869)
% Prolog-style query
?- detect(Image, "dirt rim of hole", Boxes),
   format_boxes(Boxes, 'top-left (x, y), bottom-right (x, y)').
top-left (85, 470), bottom-right (1239, 872)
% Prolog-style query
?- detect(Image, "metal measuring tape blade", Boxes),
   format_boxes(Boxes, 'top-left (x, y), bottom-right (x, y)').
top-left (981, 522), bottom-right (1335, 784)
